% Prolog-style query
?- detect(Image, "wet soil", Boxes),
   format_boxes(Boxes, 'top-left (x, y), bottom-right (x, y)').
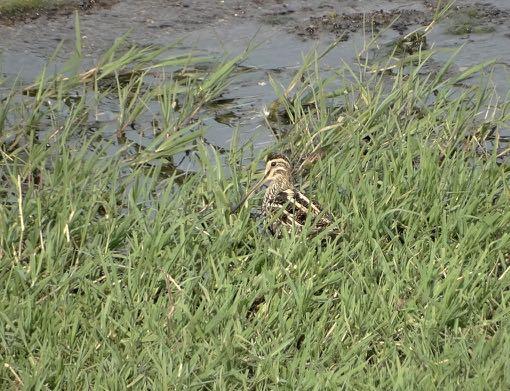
top-left (298, 8), bottom-right (429, 39)
top-left (294, 2), bottom-right (510, 39)
top-left (443, 3), bottom-right (510, 35)
top-left (2, 1), bottom-right (509, 61)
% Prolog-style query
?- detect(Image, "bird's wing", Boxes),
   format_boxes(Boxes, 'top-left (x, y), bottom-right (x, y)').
top-left (286, 189), bottom-right (334, 228)
top-left (265, 188), bottom-right (330, 228)
top-left (283, 189), bottom-right (323, 215)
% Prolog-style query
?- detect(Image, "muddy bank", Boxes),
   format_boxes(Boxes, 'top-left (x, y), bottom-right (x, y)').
top-left (0, 0), bottom-right (118, 24)
top-left (297, 9), bottom-right (429, 39)
top-left (2, 1), bottom-right (510, 42)
top-left (293, 2), bottom-right (510, 39)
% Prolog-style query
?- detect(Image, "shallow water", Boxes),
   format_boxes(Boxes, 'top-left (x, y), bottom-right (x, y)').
top-left (1, 0), bottom-right (509, 165)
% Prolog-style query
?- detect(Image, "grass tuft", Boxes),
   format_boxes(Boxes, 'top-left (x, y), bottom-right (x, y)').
top-left (0, 0), bottom-right (65, 14)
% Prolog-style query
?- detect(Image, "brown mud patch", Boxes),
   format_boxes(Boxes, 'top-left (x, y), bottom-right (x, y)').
top-left (298, 9), bottom-right (430, 40)
top-left (293, 2), bottom-right (510, 40)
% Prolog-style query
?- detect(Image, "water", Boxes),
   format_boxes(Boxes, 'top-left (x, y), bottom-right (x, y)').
top-left (1, 0), bottom-right (509, 160)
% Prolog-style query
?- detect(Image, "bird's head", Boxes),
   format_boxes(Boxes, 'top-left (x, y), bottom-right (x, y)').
top-left (263, 153), bottom-right (292, 184)
top-left (230, 152), bottom-right (292, 213)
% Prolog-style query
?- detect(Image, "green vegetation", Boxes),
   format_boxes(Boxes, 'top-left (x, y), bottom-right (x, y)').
top-left (1, 25), bottom-right (510, 389)
top-left (0, 0), bottom-right (65, 14)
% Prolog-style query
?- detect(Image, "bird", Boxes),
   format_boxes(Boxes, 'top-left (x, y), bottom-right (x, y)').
top-left (231, 153), bottom-right (337, 237)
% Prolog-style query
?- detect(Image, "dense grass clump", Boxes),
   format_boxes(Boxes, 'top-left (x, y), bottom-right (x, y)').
top-left (0, 0), bottom-right (65, 14)
top-left (1, 32), bottom-right (510, 388)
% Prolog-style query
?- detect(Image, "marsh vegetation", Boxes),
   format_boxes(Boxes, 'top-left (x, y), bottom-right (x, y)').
top-left (1, 16), bottom-right (510, 389)
top-left (0, 0), bottom-right (64, 13)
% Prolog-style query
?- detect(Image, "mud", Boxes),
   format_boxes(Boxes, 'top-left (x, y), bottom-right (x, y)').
top-left (298, 9), bottom-right (430, 39)
top-left (2, 1), bottom-right (509, 40)
top-left (295, 2), bottom-right (510, 40)
top-left (444, 3), bottom-right (510, 35)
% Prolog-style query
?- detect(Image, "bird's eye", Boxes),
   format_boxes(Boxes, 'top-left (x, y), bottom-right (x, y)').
top-left (271, 161), bottom-right (276, 167)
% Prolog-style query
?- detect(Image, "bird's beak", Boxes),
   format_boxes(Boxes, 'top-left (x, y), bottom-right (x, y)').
top-left (230, 172), bottom-right (268, 214)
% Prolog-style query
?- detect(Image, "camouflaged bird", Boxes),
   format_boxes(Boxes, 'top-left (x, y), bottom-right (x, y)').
top-left (231, 153), bottom-right (336, 237)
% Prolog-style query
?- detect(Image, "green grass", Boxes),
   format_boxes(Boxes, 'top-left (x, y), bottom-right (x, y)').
top-left (0, 0), bottom-right (65, 14)
top-left (1, 25), bottom-right (510, 389)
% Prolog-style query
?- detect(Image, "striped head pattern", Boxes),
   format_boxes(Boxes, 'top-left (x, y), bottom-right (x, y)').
top-left (263, 153), bottom-right (292, 184)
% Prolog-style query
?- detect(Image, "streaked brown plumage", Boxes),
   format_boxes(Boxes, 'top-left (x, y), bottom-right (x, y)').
top-left (231, 153), bottom-right (335, 236)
